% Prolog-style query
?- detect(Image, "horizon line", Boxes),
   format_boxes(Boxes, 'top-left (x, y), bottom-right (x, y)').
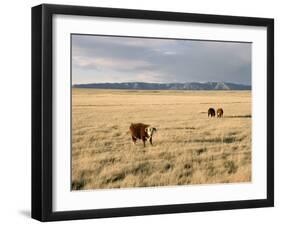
top-left (72, 81), bottom-right (251, 86)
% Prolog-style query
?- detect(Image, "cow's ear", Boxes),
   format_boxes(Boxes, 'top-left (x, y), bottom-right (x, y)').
top-left (144, 128), bottom-right (148, 132)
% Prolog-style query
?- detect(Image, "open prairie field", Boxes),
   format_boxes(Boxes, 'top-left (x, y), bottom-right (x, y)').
top-left (72, 88), bottom-right (251, 190)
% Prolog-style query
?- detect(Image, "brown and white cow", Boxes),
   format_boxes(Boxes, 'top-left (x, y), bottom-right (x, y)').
top-left (129, 123), bottom-right (157, 147)
top-left (217, 108), bottom-right (224, 118)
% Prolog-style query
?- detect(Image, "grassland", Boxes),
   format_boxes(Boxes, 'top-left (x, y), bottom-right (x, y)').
top-left (71, 88), bottom-right (251, 190)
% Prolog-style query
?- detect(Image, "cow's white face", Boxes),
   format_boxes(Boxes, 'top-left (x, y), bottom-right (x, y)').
top-left (145, 127), bottom-right (157, 138)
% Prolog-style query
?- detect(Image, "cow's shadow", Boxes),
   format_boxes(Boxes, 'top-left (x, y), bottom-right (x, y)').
top-left (224, 115), bottom-right (251, 118)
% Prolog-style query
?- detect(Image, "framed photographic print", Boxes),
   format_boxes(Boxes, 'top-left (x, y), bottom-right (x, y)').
top-left (31, 4), bottom-right (274, 221)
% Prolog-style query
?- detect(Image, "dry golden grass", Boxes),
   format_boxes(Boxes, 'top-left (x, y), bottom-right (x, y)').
top-left (71, 88), bottom-right (251, 190)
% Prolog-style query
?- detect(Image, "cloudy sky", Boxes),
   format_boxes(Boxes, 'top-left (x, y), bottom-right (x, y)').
top-left (72, 34), bottom-right (251, 85)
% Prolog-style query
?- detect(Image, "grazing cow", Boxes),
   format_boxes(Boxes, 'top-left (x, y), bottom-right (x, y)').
top-left (208, 108), bottom-right (216, 117)
top-left (129, 123), bottom-right (157, 147)
top-left (217, 108), bottom-right (224, 118)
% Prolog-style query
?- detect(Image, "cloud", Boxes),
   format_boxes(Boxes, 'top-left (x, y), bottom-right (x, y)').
top-left (72, 35), bottom-right (251, 85)
top-left (73, 56), bottom-right (153, 71)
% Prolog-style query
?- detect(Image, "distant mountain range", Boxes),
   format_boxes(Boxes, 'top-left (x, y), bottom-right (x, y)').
top-left (73, 82), bottom-right (251, 90)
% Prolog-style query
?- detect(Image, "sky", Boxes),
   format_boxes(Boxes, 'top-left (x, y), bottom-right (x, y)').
top-left (72, 34), bottom-right (251, 85)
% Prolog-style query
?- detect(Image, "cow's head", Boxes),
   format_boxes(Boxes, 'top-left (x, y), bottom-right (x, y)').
top-left (145, 127), bottom-right (157, 137)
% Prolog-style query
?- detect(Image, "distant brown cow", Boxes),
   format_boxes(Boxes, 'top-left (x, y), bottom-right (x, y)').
top-left (208, 108), bottom-right (216, 117)
top-left (217, 108), bottom-right (224, 118)
top-left (129, 123), bottom-right (157, 147)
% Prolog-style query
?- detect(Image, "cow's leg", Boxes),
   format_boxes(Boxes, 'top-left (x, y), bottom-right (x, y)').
top-left (149, 137), bottom-right (153, 145)
top-left (132, 136), bottom-right (137, 144)
top-left (142, 137), bottom-right (146, 147)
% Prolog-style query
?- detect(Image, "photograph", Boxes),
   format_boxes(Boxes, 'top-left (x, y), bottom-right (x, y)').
top-left (71, 34), bottom-right (252, 190)
top-left (31, 3), bottom-right (274, 221)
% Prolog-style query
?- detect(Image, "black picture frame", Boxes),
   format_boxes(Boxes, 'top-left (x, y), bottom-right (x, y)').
top-left (32, 3), bottom-right (274, 222)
